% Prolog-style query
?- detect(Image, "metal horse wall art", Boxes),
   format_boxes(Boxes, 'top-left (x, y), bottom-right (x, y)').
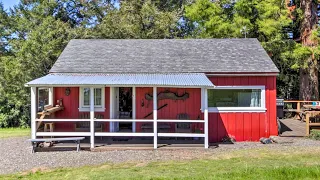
top-left (145, 90), bottom-right (189, 101)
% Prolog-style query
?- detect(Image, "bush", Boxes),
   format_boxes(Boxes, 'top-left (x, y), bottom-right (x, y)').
top-left (0, 98), bottom-right (30, 128)
top-left (309, 129), bottom-right (320, 140)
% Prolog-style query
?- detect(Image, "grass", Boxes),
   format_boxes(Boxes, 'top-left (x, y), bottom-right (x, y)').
top-left (0, 128), bottom-right (30, 138)
top-left (2, 147), bottom-right (320, 180)
top-left (309, 129), bottom-right (320, 140)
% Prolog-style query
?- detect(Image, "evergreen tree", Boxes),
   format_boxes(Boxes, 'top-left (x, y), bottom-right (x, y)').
top-left (94, 0), bottom-right (181, 39)
top-left (0, 0), bottom-right (184, 127)
top-left (0, 1), bottom-right (76, 127)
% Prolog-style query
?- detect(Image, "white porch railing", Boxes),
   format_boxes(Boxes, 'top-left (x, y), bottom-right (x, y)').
top-left (34, 118), bottom-right (205, 146)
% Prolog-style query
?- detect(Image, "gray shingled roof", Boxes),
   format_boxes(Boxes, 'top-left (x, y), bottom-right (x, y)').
top-left (50, 39), bottom-right (279, 73)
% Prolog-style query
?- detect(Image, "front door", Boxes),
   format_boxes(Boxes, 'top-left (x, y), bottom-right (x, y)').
top-left (109, 87), bottom-right (133, 132)
top-left (118, 87), bottom-right (133, 132)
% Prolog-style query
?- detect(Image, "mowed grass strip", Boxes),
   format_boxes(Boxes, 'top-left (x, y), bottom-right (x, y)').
top-left (2, 147), bottom-right (320, 180)
top-left (0, 128), bottom-right (30, 138)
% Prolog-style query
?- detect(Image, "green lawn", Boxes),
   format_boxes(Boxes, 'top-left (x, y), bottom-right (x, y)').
top-left (2, 147), bottom-right (320, 180)
top-left (0, 128), bottom-right (30, 138)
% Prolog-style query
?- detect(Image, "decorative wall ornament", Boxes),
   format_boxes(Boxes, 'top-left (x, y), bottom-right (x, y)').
top-left (65, 88), bottom-right (71, 96)
top-left (145, 90), bottom-right (189, 101)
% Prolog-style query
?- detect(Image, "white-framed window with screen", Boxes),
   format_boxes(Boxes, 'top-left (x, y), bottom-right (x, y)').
top-left (79, 87), bottom-right (105, 112)
top-left (202, 86), bottom-right (266, 112)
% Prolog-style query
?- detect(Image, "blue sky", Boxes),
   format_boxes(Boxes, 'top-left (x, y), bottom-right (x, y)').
top-left (1, 0), bottom-right (19, 10)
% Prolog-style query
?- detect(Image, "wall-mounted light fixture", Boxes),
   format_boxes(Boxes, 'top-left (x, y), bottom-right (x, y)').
top-left (65, 87), bottom-right (71, 96)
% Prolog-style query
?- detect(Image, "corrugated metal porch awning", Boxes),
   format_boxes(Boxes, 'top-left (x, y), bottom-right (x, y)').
top-left (25, 73), bottom-right (214, 87)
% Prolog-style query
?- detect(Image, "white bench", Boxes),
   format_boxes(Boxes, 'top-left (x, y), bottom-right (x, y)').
top-left (27, 137), bottom-right (85, 153)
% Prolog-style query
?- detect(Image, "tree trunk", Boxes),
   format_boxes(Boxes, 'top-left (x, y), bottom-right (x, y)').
top-left (299, 0), bottom-right (318, 100)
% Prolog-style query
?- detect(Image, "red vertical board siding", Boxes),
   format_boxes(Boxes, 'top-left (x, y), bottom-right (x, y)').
top-left (268, 77), bottom-right (278, 135)
top-left (53, 87), bottom-right (110, 132)
top-left (104, 87), bottom-right (110, 132)
top-left (235, 113), bottom-right (244, 141)
top-left (135, 87), bottom-right (202, 133)
top-left (251, 113), bottom-right (261, 141)
top-left (208, 76), bottom-right (277, 142)
top-left (243, 113), bottom-right (252, 141)
top-left (136, 87), bottom-right (153, 132)
top-left (228, 113), bottom-right (236, 138)
top-left (208, 113), bottom-right (219, 142)
top-left (219, 113), bottom-right (229, 139)
top-left (216, 114), bottom-right (226, 142)
top-left (54, 87), bottom-right (79, 131)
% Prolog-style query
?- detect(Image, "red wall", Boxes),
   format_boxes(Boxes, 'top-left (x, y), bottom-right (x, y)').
top-left (135, 87), bottom-right (203, 132)
top-left (53, 87), bottom-right (110, 132)
top-left (207, 76), bottom-right (277, 142)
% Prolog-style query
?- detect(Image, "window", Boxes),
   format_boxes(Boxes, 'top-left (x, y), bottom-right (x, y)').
top-left (38, 88), bottom-right (49, 112)
top-left (94, 88), bottom-right (102, 106)
top-left (202, 86), bottom-right (265, 112)
top-left (79, 87), bottom-right (105, 112)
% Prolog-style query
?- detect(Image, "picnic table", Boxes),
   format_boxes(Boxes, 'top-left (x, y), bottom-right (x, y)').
top-left (303, 105), bottom-right (320, 110)
top-left (283, 100), bottom-right (320, 136)
top-left (283, 100), bottom-right (320, 121)
top-left (27, 137), bottom-right (85, 153)
top-left (301, 105), bottom-right (320, 136)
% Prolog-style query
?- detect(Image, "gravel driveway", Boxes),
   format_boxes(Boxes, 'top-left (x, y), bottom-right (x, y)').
top-left (1, 136), bottom-right (320, 175)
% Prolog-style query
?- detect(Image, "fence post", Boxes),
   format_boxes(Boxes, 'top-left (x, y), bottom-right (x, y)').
top-left (306, 112), bottom-right (310, 136)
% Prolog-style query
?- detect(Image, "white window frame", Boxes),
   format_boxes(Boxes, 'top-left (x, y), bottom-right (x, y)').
top-left (201, 86), bottom-right (266, 113)
top-left (79, 87), bottom-right (105, 112)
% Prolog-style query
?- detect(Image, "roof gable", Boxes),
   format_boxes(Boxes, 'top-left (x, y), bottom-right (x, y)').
top-left (50, 39), bottom-right (279, 73)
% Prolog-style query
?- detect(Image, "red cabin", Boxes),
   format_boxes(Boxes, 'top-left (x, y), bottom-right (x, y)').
top-left (26, 39), bottom-right (279, 148)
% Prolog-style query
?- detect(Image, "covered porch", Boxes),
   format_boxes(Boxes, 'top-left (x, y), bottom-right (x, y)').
top-left (26, 73), bottom-right (214, 149)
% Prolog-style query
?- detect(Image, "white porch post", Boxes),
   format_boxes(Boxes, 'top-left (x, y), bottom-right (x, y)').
top-left (31, 87), bottom-right (37, 139)
top-left (109, 87), bottom-right (113, 132)
top-left (153, 87), bottom-right (157, 149)
top-left (132, 87), bottom-right (136, 132)
top-left (90, 87), bottom-right (95, 149)
top-left (204, 88), bottom-right (209, 149)
top-left (48, 87), bottom-right (53, 106)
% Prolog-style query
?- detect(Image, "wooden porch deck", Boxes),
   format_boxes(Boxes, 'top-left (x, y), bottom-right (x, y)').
top-left (279, 118), bottom-right (306, 137)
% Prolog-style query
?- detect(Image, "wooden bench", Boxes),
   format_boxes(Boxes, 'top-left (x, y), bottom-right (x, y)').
top-left (305, 111), bottom-right (320, 136)
top-left (283, 109), bottom-right (306, 121)
top-left (75, 114), bottom-right (104, 132)
top-left (141, 123), bottom-right (171, 133)
top-left (27, 137), bottom-right (85, 153)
